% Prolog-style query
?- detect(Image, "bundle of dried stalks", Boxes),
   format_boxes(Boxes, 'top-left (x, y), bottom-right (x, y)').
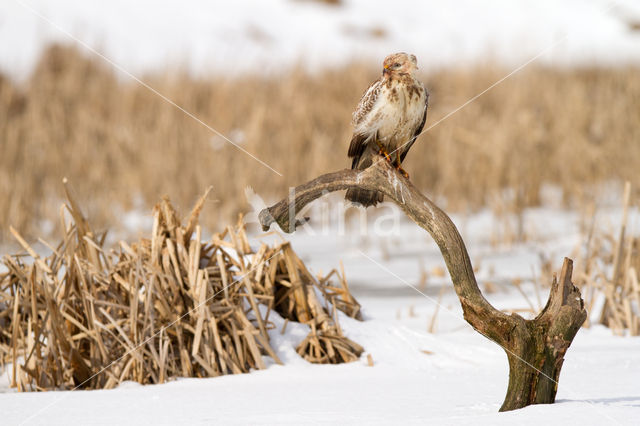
top-left (574, 182), bottom-right (640, 335)
top-left (0, 185), bottom-right (362, 391)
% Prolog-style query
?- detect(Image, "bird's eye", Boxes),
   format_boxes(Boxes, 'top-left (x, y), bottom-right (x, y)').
top-left (393, 63), bottom-right (401, 68)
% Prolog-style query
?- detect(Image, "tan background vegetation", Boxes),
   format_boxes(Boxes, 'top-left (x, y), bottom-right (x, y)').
top-left (1, 45), bottom-right (638, 240)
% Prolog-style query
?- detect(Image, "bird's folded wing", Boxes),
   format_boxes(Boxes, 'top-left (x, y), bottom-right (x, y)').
top-left (348, 133), bottom-right (370, 166)
top-left (349, 79), bottom-right (383, 160)
top-left (400, 90), bottom-right (429, 163)
top-left (352, 79), bottom-right (382, 126)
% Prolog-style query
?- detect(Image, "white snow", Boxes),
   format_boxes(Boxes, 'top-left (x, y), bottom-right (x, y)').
top-left (2, 0), bottom-right (640, 81)
top-left (1, 202), bottom-right (639, 425)
top-left (1, 0), bottom-right (639, 423)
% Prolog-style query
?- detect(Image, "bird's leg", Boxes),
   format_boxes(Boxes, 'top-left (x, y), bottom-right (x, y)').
top-left (395, 154), bottom-right (409, 179)
top-left (375, 139), bottom-right (392, 163)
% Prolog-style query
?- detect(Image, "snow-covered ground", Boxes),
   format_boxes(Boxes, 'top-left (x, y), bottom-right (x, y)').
top-left (2, 326), bottom-right (639, 425)
top-left (2, 0), bottom-right (640, 80)
top-left (2, 202), bottom-right (639, 425)
top-left (2, 1), bottom-right (640, 424)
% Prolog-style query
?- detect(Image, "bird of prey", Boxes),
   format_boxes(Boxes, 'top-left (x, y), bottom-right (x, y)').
top-left (345, 52), bottom-right (429, 207)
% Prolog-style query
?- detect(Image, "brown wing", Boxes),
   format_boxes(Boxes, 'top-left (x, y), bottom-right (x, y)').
top-left (352, 79), bottom-right (382, 126)
top-left (400, 89), bottom-right (429, 163)
top-left (348, 79), bottom-right (382, 163)
top-left (348, 132), bottom-right (377, 168)
top-left (348, 133), bottom-right (368, 167)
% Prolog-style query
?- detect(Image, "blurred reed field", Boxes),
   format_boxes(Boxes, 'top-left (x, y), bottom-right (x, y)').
top-left (1, 44), bottom-right (639, 240)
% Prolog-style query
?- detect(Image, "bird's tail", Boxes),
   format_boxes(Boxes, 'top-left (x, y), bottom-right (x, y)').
top-left (345, 188), bottom-right (383, 207)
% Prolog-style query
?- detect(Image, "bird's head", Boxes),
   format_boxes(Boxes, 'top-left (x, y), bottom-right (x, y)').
top-left (382, 52), bottom-right (418, 76)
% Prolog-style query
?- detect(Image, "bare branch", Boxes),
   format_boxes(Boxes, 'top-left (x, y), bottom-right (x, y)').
top-left (260, 160), bottom-right (513, 346)
top-left (260, 159), bottom-right (587, 411)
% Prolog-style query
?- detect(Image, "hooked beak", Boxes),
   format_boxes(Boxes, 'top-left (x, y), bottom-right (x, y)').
top-left (383, 64), bottom-right (390, 75)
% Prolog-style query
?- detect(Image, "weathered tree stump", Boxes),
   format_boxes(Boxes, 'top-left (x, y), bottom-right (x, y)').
top-left (259, 160), bottom-right (587, 412)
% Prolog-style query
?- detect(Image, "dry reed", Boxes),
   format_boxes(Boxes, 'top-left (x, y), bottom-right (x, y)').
top-left (0, 184), bottom-right (362, 391)
top-left (1, 44), bottom-right (639, 241)
top-left (572, 182), bottom-right (640, 335)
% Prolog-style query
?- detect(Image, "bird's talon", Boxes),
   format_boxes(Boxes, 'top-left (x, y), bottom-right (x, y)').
top-left (378, 149), bottom-right (392, 163)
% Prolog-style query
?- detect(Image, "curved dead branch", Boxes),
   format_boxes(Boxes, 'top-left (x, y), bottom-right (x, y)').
top-left (259, 159), bottom-right (586, 411)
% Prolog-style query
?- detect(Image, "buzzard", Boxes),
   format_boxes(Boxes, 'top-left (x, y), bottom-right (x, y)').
top-left (345, 52), bottom-right (429, 207)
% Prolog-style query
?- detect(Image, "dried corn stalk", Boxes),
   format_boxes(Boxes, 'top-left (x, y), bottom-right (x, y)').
top-left (0, 185), bottom-right (363, 391)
